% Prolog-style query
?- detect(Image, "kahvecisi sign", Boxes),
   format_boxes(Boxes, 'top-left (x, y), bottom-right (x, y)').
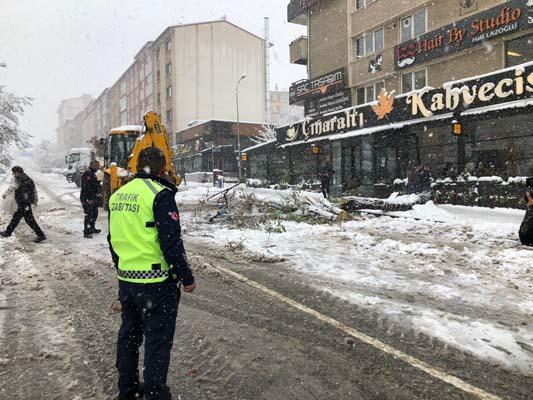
top-left (395, 0), bottom-right (532, 70)
top-left (279, 63), bottom-right (533, 144)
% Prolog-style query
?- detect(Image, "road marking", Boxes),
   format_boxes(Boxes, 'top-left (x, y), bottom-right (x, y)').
top-left (213, 265), bottom-right (502, 400)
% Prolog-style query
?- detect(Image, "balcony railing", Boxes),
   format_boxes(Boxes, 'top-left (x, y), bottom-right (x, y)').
top-left (289, 36), bottom-right (308, 65)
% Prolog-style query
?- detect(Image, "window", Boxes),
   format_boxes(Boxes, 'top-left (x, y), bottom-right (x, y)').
top-left (401, 8), bottom-right (427, 42)
top-left (401, 69), bottom-right (427, 93)
top-left (166, 62), bottom-right (172, 76)
top-left (374, 28), bottom-right (384, 53)
top-left (157, 70), bottom-right (160, 82)
top-left (506, 34), bottom-right (533, 67)
top-left (354, 27), bottom-right (384, 59)
top-left (166, 40), bottom-right (172, 51)
top-left (166, 109), bottom-right (173, 123)
top-left (355, 81), bottom-right (385, 104)
top-left (356, 0), bottom-right (376, 9)
top-left (119, 96), bottom-right (126, 112)
top-left (166, 85), bottom-right (172, 98)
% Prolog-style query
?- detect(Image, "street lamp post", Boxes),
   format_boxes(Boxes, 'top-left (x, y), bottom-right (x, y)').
top-left (236, 74), bottom-right (246, 183)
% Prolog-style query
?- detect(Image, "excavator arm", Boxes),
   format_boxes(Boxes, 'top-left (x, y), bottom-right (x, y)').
top-left (127, 111), bottom-right (181, 185)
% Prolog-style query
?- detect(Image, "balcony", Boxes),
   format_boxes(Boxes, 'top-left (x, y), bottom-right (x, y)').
top-left (290, 36), bottom-right (308, 65)
top-left (287, 0), bottom-right (308, 25)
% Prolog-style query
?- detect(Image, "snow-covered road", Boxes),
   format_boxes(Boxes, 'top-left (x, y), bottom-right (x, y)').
top-left (178, 183), bottom-right (533, 375)
top-left (0, 166), bottom-right (532, 399)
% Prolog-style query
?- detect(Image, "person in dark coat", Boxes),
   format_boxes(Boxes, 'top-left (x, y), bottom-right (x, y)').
top-left (0, 166), bottom-right (46, 243)
top-left (318, 163), bottom-right (335, 199)
top-left (80, 160), bottom-right (101, 238)
top-left (519, 192), bottom-right (533, 246)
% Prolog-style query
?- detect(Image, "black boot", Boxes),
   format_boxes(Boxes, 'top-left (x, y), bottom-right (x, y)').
top-left (84, 232), bottom-right (93, 239)
top-left (116, 382), bottom-right (144, 400)
top-left (34, 235), bottom-right (46, 243)
top-left (91, 228), bottom-right (102, 234)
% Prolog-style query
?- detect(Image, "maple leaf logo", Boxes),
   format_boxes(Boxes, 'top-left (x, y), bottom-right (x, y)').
top-left (371, 89), bottom-right (396, 120)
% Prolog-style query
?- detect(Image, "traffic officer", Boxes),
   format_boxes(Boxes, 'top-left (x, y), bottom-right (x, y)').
top-left (80, 160), bottom-right (101, 238)
top-left (108, 147), bottom-right (195, 400)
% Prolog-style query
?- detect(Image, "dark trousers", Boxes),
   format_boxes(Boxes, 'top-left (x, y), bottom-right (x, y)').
top-left (5, 204), bottom-right (44, 237)
top-left (117, 280), bottom-right (179, 400)
top-left (82, 202), bottom-right (98, 233)
top-left (321, 180), bottom-right (330, 198)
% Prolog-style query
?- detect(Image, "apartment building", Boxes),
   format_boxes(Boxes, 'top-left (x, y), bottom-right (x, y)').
top-left (58, 19), bottom-right (267, 149)
top-left (56, 94), bottom-right (93, 150)
top-left (269, 0), bottom-right (533, 194)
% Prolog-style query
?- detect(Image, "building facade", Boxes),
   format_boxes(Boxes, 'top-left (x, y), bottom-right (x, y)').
top-left (258, 0), bottom-right (533, 195)
top-left (56, 94), bottom-right (93, 150)
top-left (173, 120), bottom-right (266, 177)
top-left (269, 90), bottom-right (304, 125)
top-left (57, 19), bottom-right (267, 150)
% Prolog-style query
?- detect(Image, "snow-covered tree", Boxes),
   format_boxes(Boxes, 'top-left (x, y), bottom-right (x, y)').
top-left (0, 86), bottom-right (32, 167)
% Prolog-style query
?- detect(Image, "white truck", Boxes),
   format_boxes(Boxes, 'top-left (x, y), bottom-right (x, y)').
top-left (65, 147), bottom-right (94, 187)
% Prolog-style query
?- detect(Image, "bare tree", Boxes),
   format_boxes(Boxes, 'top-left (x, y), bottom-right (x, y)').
top-left (0, 86), bottom-right (32, 166)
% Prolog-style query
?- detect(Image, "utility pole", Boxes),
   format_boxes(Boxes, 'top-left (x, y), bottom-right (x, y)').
top-left (236, 74), bottom-right (246, 183)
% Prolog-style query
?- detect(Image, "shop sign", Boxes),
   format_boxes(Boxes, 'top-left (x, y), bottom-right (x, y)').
top-left (305, 89), bottom-right (352, 118)
top-left (289, 68), bottom-right (346, 104)
top-left (279, 63), bottom-right (533, 144)
top-left (175, 144), bottom-right (192, 156)
top-left (394, 0), bottom-right (532, 70)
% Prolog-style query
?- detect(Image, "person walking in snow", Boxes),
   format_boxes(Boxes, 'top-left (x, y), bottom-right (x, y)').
top-left (0, 166), bottom-right (46, 243)
top-left (108, 147), bottom-right (195, 400)
top-left (319, 163), bottom-right (335, 199)
top-left (80, 160), bottom-right (101, 238)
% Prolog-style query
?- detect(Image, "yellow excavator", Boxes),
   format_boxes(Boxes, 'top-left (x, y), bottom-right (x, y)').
top-left (101, 111), bottom-right (181, 209)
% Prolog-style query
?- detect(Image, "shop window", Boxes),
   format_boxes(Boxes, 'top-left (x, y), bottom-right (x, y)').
top-left (401, 69), bottom-right (426, 93)
top-left (354, 27), bottom-right (384, 59)
top-left (400, 8), bottom-right (426, 42)
top-left (506, 34), bottom-right (533, 67)
top-left (356, 81), bottom-right (385, 104)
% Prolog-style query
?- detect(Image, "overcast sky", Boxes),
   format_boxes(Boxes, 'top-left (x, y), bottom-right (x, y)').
top-left (0, 0), bottom-right (306, 146)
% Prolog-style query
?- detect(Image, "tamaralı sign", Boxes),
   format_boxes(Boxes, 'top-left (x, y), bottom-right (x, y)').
top-left (279, 63), bottom-right (533, 144)
top-left (394, 0), bottom-right (532, 70)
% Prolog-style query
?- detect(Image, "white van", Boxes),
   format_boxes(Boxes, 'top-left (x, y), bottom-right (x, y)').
top-left (65, 147), bottom-right (94, 187)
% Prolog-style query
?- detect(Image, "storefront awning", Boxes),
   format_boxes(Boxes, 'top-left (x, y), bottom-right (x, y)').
top-left (461, 98), bottom-right (533, 117)
top-left (280, 113), bottom-right (453, 148)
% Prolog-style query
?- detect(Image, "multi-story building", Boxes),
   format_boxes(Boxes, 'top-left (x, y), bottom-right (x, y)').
top-left (268, 0), bottom-right (533, 194)
top-left (59, 19), bottom-right (267, 152)
top-left (151, 20), bottom-right (267, 138)
top-left (56, 94), bottom-right (93, 150)
top-left (269, 89), bottom-right (304, 125)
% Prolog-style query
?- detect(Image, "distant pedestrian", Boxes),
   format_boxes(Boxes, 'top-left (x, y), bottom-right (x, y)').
top-left (319, 163), bottom-right (335, 199)
top-left (407, 162), bottom-right (417, 194)
top-left (519, 191), bottom-right (533, 246)
top-left (419, 164), bottom-right (432, 192)
top-left (0, 166), bottom-right (46, 243)
top-left (81, 160), bottom-right (101, 238)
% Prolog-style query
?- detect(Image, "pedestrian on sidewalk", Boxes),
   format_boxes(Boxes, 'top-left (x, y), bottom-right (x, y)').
top-left (108, 147), bottom-right (196, 400)
top-left (319, 162), bottom-right (335, 199)
top-left (0, 166), bottom-right (46, 243)
top-left (80, 160), bottom-right (101, 238)
top-left (519, 191), bottom-right (533, 246)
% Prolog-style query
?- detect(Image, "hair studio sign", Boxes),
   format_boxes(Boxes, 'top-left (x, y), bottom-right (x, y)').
top-left (395, 0), bottom-right (532, 70)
